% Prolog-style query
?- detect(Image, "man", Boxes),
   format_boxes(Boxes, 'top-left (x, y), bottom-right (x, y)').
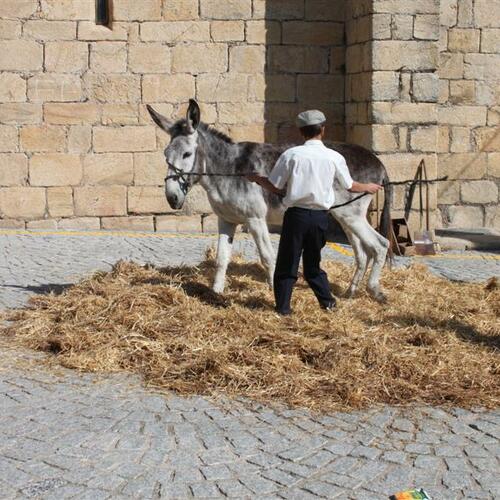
top-left (246, 110), bottom-right (382, 316)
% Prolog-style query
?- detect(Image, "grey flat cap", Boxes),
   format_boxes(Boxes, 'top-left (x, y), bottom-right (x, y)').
top-left (296, 109), bottom-right (326, 128)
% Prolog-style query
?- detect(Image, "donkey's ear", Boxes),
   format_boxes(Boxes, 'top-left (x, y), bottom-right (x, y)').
top-left (186, 99), bottom-right (201, 133)
top-left (147, 105), bottom-right (173, 134)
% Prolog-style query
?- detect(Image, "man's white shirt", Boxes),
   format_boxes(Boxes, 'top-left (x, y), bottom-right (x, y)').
top-left (268, 140), bottom-right (354, 210)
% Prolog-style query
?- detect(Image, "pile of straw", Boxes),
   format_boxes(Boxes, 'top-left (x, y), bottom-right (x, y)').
top-left (2, 253), bottom-right (499, 412)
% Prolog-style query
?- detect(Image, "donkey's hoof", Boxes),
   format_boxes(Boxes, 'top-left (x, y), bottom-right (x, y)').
top-left (369, 288), bottom-right (387, 303)
top-left (212, 284), bottom-right (225, 294)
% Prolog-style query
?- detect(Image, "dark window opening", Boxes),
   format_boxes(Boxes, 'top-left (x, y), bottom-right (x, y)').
top-left (95, 0), bottom-right (112, 28)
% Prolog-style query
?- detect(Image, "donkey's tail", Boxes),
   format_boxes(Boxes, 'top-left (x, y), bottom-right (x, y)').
top-left (380, 171), bottom-right (393, 256)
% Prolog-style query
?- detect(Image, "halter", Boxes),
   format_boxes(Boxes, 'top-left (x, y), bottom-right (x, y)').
top-left (165, 164), bottom-right (194, 196)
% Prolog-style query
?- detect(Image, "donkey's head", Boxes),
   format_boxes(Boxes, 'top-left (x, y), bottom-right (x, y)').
top-left (147, 99), bottom-right (203, 210)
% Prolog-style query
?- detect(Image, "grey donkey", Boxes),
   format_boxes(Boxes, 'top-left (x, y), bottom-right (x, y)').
top-left (147, 100), bottom-right (392, 302)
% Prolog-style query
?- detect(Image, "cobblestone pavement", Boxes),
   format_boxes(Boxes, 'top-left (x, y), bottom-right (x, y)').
top-left (0, 231), bottom-right (499, 499)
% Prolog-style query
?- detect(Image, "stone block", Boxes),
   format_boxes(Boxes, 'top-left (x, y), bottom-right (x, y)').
top-left (473, 127), bottom-right (500, 152)
top-left (101, 216), bottom-right (155, 232)
top-left (128, 186), bottom-right (172, 214)
top-left (142, 74), bottom-right (195, 103)
top-left (255, 0), bottom-right (298, 18)
top-left (83, 153), bottom-right (134, 185)
top-left (371, 41), bottom-right (438, 71)
top-left (41, 0), bottom-right (93, 20)
top-left (77, 21), bottom-right (129, 41)
top-left (0, 219), bottom-right (25, 229)
top-left (45, 42), bottom-right (89, 73)
top-left (438, 106), bottom-right (487, 126)
top-left (27, 219), bottom-right (58, 230)
top-left (437, 180), bottom-right (460, 204)
top-left (410, 126), bottom-right (437, 152)
top-left (172, 44), bottom-right (227, 73)
top-left (134, 152), bottom-right (166, 186)
top-left (20, 126), bottom-right (66, 153)
top-left (228, 124), bottom-right (270, 142)
top-left (461, 181), bottom-right (498, 204)
top-left (457, 0), bottom-right (474, 26)
top-left (440, 0), bottom-right (458, 27)
top-left (141, 21), bottom-right (210, 42)
top-left (283, 21), bottom-right (344, 46)
top-left (30, 154), bottom-right (82, 186)
top-left (475, 0), bottom-right (500, 28)
top-left (101, 104), bottom-right (138, 126)
top-left (481, 29), bottom-right (500, 53)
top-left (371, 102), bottom-right (437, 124)
top-left (90, 42), bottom-right (128, 73)
top-left (446, 206), bottom-right (483, 227)
top-left (229, 46), bottom-right (265, 73)
top-left (200, 0), bottom-right (251, 19)
top-left (74, 186), bottom-right (127, 216)
top-left (211, 21), bottom-right (245, 41)
top-left (129, 44), bottom-right (171, 73)
top-left (269, 46), bottom-right (329, 73)
top-left (391, 15), bottom-right (413, 40)
top-left (475, 81), bottom-right (500, 107)
top-left (58, 217), bottom-right (100, 230)
top-left (439, 80), bottom-right (449, 104)
top-left (439, 52), bottom-right (464, 79)
top-left (0, 0), bottom-right (38, 18)
top-left (138, 103), bottom-right (174, 125)
top-left (218, 102), bottom-right (265, 124)
top-left (305, 0), bottom-right (344, 21)
top-left (156, 215), bottom-right (202, 232)
top-left (437, 126), bottom-right (450, 153)
top-left (112, 0), bottom-right (161, 21)
top-left (44, 103), bottom-right (100, 125)
top-left (439, 153), bottom-right (487, 179)
top-left (23, 20), bottom-right (76, 40)
top-left (449, 80), bottom-right (475, 105)
top-left (298, 75), bottom-right (344, 103)
top-left (0, 187), bottom-right (46, 219)
top-left (487, 108), bottom-right (500, 126)
top-left (464, 54), bottom-right (500, 80)
top-left (370, 153), bottom-right (439, 182)
top-left (27, 74), bottom-right (83, 102)
top-left (0, 20), bottom-right (21, 39)
top-left (485, 206), bottom-right (500, 230)
top-left (197, 74), bottom-right (248, 103)
top-left (412, 73), bottom-right (439, 102)
top-left (84, 74), bottom-right (141, 103)
top-left (450, 127), bottom-right (471, 153)
top-left (245, 20), bottom-right (281, 44)
top-left (372, 14), bottom-right (392, 39)
top-left (248, 75), bottom-right (296, 103)
top-left (163, 0), bottom-right (199, 20)
top-left (0, 126), bottom-right (18, 152)
top-left (448, 28), bottom-right (480, 52)
top-left (414, 14), bottom-right (440, 40)
top-left (0, 41), bottom-right (42, 71)
top-left (0, 154), bottom-right (27, 186)
top-left (47, 186), bottom-right (73, 217)
top-left (0, 104), bottom-right (42, 125)
top-left (93, 126), bottom-right (157, 153)
top-left (68, 125), bottom-right (92, 153)
top-left (371, 72), bottom-right (400, 101)
top-left (372, 0), bottom-right (439, 15)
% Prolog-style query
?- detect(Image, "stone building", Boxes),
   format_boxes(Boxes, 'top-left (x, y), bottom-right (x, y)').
top-left (0, 0), bottom-right (498, 232)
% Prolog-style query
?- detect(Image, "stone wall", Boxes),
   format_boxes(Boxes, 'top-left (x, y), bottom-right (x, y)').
top-left (0, 0), bottom-right (345, 231)
top-left (0, 0), bottom-right (498, 232)
top-left (437, 0), bottom-right (500, 230)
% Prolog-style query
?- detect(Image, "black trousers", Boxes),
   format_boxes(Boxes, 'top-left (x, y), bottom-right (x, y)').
top-left (274, 207), bottom-right (334, 314)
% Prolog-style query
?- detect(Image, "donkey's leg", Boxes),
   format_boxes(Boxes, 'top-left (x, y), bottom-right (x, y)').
top-left (338, 214), bottom-right (389, 302)
top-left (345, 231), bottom-right (369, 298)
top-left (213, 218), bottom-right (237, 294)
top-left (246, 217), bottom-right (275, 288)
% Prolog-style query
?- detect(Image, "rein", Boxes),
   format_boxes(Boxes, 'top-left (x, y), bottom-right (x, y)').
top-left (165, 166), bottom-right (449, 210)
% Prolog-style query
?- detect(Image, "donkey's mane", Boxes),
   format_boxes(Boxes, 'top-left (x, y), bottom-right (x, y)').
top-left (199, 123), bottom-right (234, 144)
top-left (170, 119), bottom-right (234, 144)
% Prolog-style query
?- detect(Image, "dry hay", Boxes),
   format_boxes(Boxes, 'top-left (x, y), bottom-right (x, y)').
top-left (1, 252), bottom-right (499, 412)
